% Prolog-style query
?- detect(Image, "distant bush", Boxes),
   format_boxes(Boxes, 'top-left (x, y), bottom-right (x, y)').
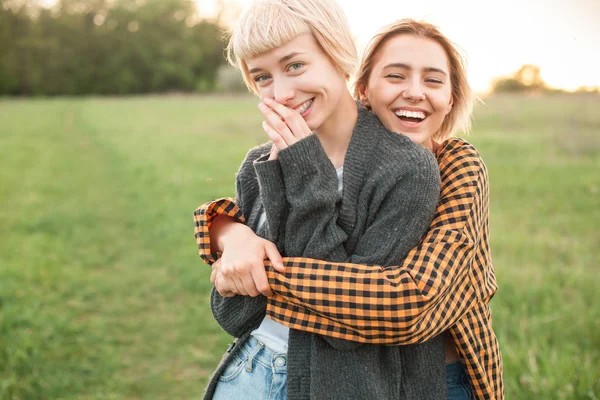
top-left (0, 0), bottom-right (227, 96)
top-left (491, 64), bottom-right (547, 94)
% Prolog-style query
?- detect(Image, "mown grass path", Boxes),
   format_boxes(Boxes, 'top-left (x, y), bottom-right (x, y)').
top-left (1, 95), bottom-right (598, 399)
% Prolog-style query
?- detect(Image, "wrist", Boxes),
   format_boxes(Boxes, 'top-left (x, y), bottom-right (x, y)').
top-left (210, 216), bottom-right (248, 253)
top-left (217, 218), bottom-right (254, 252)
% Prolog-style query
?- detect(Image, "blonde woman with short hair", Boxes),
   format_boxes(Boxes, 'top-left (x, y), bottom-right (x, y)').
top-left (195, 0), bottom-right (446, 399)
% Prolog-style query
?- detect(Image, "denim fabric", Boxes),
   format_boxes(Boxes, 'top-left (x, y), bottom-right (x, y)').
top-left (446, 362), bottom-right (473, 400)
top-left (212, 336), bottom-right (287, 400)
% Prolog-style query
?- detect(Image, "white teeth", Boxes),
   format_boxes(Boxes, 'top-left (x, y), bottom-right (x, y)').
top-left (295, 99), bottom-right (313, 114)
top-left (394, 110), bottom-right (426, 120)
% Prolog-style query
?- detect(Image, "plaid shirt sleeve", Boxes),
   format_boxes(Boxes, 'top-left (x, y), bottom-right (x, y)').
top-left (263, 138), bottom-right (495, 344)
top-left (192, 139), bottom-right (502, 399)
top-left (193, 198), bottom-right (245, 265)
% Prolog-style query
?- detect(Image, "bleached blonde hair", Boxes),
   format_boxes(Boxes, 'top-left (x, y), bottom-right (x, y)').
top-left (354, 19), bottom-right (474, 141)
top-left (226, 0), bottom-right (357, 94)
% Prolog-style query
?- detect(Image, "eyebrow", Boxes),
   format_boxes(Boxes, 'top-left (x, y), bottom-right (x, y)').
top-left (383, 63), bottom-right (447, 76)
top-left (248, 52), bottom-right (306, 74)
top-left (279, 52), bottom-right (304, 64)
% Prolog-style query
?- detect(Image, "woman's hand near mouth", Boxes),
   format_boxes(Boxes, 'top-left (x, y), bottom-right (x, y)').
top-left (259, 97), bottom-right (312, 151)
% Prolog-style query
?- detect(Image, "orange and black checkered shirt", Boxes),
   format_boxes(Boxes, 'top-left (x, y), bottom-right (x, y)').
top-left (194, 137), bottom-right (503, 400)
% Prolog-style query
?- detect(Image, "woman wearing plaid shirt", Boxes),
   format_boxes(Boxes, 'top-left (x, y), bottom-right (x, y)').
top-left (198, 19), bottom-right (503, 400)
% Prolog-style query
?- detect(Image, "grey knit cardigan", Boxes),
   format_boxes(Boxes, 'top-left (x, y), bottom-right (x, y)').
top-left (204, 105), bottom-right (446, 399)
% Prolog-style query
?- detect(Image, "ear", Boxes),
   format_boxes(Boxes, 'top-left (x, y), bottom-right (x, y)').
top-left (445, 96), bottom-right (454, 115)
top-left (358, 87), bottom-right (370, 108)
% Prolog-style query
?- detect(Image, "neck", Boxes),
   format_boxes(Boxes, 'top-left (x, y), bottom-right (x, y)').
top-left (423, 138), bottom-right (435, 153)
top-left (314, 91), bottom-right (357, 168)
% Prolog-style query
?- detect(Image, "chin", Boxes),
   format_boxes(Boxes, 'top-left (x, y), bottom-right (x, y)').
top-left (398, 131), bottom-right (423, 145)
top-left (306, 115), bottom-right (322, 132)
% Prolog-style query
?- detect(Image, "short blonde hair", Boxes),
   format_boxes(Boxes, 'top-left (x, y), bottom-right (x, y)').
top-left (354, 19), bottom-right (474, 141)
top-left (226, 0), bottom-right (357, 93)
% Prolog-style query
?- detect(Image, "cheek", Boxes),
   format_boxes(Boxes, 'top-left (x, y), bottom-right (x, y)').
top-left (256, 86), bottom-right (273, 100)
top-left (431, 91), bottom-right (453, 115)
top-left (368, 84), bottom-right (395, 110)
top-left (301, 73), bottom-right (326, 93)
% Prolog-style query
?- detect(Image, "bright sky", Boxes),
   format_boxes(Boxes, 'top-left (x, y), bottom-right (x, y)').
top-left (197, 0), bottom-right (600, 92)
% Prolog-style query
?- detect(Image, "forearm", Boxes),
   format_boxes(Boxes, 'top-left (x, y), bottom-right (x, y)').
top-left (254, 156), bottom-right (287, 245)
top-left (265, 147), bottom-right (490, 344)
top-left (193, 198), bottom-right (246, 265)
top-left (265, 234), bottom-right (476, 344)
top-left (209, 215), bottom-right (251, 253)
top-left (278, 134), bottom-right (349, 260)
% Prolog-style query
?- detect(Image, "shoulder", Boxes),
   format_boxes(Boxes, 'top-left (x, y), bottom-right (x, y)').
top-left (378, 133), bottom-right (440, 181)
top-left (357, 110), bottom-right (438, 176)
top-left (359, 108), bottom-right (421, 155)
top-left (370, 135), bottom-right (440, 197)
top-left (437, 137), bottom-right (485, 171)
top-left (436, 137), bottom-right (489, 190)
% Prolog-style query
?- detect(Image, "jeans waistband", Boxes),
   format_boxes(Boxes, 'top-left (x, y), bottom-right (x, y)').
top-left (239, 336), bottom-right (288, 374)
top-left (445, 361), bottom-right (468, 384)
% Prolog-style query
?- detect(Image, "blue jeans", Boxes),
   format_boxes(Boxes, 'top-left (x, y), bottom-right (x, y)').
top-left (212, 336), bottom-right (287, 400)
top-left (446, 361), bottom-right (473, 400)
top-left (213, 337), bottom-right (470, 400)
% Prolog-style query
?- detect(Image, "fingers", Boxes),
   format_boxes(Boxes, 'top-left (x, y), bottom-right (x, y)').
top-left (263, 121), bottom-right (287, 151)
top-left (268, 143), bottom-right (279, 160)
top-left (217, 260), bottom-right (264, 297)
top-left (264, 241), bottom-right (285, 273)
top-left (214, 259), bottom-right (246, 296)
top-left (250, 266), bottom-right (273, 297)
top-left (213, 270), bottom-right (238, 297)
top-left (263, 98), bottom-right (312, 139)
top-left (212, 234), bottom-right (284, 298)
top-left (210, 259), bottom-right (220, 285)
top-left (228, 268), bottom-right (255, 297)
top-left (210, 267), bottom-right (217, 285)
top-left (259, 103), bottom-right (294, 146)
top-left (238, 273), bottom-right (261, 297)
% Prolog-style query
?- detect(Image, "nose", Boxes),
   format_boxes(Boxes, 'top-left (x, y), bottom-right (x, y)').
top-left (273, 79), bottom-right (295, 105)
top-left (402, 79), bottom-right (425, 102)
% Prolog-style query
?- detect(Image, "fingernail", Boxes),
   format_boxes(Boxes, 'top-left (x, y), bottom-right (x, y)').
top-left (263, 98), bottom-right (273, 104)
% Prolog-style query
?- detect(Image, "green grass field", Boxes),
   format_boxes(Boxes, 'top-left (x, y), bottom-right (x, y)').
top-left (1, 94), bottom-right (598, 399)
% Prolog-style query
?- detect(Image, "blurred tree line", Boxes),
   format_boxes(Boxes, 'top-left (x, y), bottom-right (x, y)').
top-left (491, 64), bottom-right (599, 95)
top-left (0, 0), bottom-right (227, 95)
top-left (492, 64), bottom-right (546, 94)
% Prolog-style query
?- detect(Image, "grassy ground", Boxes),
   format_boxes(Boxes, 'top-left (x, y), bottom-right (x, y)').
top-left (0, 93), bottom-right (598, 399)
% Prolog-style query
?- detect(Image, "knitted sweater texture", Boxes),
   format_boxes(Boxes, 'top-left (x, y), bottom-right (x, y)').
top-left (205, 106), bottom-right (444, 399)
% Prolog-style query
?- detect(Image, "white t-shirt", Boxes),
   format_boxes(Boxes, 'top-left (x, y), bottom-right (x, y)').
top-left (251, 166), bottom-right (344, 353)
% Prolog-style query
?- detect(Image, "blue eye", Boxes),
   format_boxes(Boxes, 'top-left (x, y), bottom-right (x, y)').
top-left (254, 75), bottom-right (270, 83)
top-left (288, 62), bottom-right (304, 72)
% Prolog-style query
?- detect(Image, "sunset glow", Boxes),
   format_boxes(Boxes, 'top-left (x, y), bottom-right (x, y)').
top-left (199, 0), bottom-right (600, 93)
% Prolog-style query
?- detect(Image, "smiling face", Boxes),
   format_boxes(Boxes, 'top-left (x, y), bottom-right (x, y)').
top-left (246, 34), bottom-right (350, 135)
top-left (361, 34), bottom-right (454, 149)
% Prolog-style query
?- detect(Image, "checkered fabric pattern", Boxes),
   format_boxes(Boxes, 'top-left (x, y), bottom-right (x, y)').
top-left (193, 198), bottom-right (245, 265)
top-left (193, 137), bottom-right (503, 400)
